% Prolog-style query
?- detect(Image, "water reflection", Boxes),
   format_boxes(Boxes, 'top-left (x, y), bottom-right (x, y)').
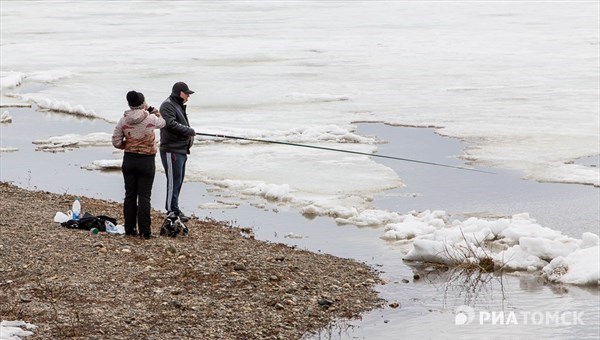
top-left (409, 264), bottom-right (508, 309)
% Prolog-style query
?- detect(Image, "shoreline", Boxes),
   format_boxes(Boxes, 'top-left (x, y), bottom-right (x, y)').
top-left (2, 106), bottom-right (599, 339)
top-left (2, 105), bottom-right (597, 240)
top-left (0, 182), bottom-right (384, 339)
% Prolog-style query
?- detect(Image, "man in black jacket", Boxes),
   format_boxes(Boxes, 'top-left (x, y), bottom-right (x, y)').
top-left (159, 81), bottom-right (196, 222)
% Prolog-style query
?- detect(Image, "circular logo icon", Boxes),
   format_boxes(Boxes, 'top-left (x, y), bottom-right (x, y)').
top-left (455, 305), bottom-right (475, 325)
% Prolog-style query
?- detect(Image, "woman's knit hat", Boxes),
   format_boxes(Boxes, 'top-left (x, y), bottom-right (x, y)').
top-left (126, 90), bottom-right (145, 108)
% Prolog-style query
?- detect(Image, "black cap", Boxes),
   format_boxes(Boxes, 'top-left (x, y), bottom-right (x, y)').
top-left (126, 90), bottom-right (145, 107)
top-left (172, 81), bottom-right (195, 95)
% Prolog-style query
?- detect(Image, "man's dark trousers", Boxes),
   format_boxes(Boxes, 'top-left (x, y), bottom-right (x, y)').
top-left (160, 150), bottom-right (187, 215)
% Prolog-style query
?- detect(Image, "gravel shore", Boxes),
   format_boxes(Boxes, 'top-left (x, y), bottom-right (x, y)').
top-left (0, 182), bottom-right (384, 339)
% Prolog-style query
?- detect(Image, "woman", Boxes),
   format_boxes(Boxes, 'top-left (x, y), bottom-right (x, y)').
top-left (112, 90), bottom-right (166, 238)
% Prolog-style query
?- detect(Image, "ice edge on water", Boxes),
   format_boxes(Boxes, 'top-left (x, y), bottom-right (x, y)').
top-left (381, 210), bottom-right (599, 286)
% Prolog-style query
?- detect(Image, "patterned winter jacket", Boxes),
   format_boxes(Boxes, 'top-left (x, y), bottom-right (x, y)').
top-left (112, 109), bottom-right (166, 155)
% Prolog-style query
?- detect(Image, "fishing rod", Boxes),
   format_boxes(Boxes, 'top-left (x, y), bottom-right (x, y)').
top-left (195, 132), bottom-right (495, 174)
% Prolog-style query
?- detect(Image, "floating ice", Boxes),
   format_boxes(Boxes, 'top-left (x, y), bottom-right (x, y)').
top-left (0, 72), bottom-right (23, 89)
top-left (185, 141), bottom-right (401, 214)
top-left (0, 148), bottom-right (18, 153)
top-left (382, 210), bottom-right (599, 285)
top-left (197, 125), bottom-right (378, 145)
top-left (198, 201), bottom-right (241, 209)
top-left (1, 111), bottom-right (12, 123)
top-left (0, 103), bottom-right (31, 108)
top-left (336, 209), bottom-right (405, 227)
top-left (6, 93), bottom-right (98, 119)
top-left (286, 92), bottom-right (350, 103)
top-left (542, 246), bottom-right (599, 285)
top-left (285, 232), bottom-right (304, 239)
top-left (300, 203), bottom-right (359, 219)
top-left (32, 132), bottom-right (112, 152)
top-left (25, 69), bottom-right (75, 83)
top-left (211, 179), bottom-right (292, 202)
top-left (81, 159), bottom-right (122, 171)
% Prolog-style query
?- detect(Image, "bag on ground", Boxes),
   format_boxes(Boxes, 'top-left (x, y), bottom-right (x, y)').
top-left (160, 212), bottom-right (189, 237)
top-left (61, 212), bottom-right (117, 232)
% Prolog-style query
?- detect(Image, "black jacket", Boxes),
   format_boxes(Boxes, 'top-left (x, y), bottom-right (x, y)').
top-left (159, 95), bottom-right (195, 154)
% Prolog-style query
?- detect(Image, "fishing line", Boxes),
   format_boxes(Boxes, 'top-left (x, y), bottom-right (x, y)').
top-left (195, 132), bottom-right (495, 174)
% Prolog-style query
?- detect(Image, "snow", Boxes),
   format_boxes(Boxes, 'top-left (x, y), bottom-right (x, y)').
top-left (210, 179), bottom-right (292, 202)
top-left (198, 201), bottom-right (241, 210)
top-left (0, 72), bottom-right (23, 89)
top-left (300, 203), bottom-right (359, 219)
top-left (336, 209), bottom-right (405, 227)
top-left (518, 237), bottom-right (579, 262)
top-left (285, 92), bottom-right (350, 103)
top-left (0, 103), bottom-right (31, 108)
top-left (0, 320), bottom-right (37, 340)
top-left (32, 132), bottom-right (112, 151)
top-left (197, 125), bottom-right (379, 145)
top-left (26, 70), bottom-right (75, 84)
top-left (285, 232), bottom-right (304, 239)
top-left (495, 245), bottom-right (548, 271)
top-left (185, 142), bottom-right (402, 214)
top-left (382, 210), bottom-right (599, 285)
top-left (1, 111), bottom-right (12, 123)
top-left (6, 93), bottom-right (98, 119)
top-left (82, 159), bottom-right (122, 171)
top-left (0, 148), bottom-right (19, 153)
top-left (542, 246), bottom-right (600, 285)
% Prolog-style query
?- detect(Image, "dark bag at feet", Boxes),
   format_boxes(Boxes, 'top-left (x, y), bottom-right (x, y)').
top-left (61, 212), bottom-right (117, 232)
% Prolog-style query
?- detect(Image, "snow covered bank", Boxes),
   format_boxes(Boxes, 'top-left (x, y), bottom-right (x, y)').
top-left (0, 320), bottom-right (37, 339)
top-left (381, 211), bottom-right (599, 285)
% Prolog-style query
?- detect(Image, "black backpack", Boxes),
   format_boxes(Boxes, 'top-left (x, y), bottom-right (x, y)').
top-left (61, 212), bottom-right (117, 232)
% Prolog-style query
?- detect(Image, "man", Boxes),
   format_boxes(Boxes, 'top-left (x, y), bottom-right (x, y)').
top-left (159, 82), bottom-right (196, 222)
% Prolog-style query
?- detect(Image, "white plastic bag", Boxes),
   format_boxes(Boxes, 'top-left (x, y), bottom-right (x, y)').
top-left (53, 211), bottom-right (71, 223)
top-left (105, 221), bottom-right (125, 234)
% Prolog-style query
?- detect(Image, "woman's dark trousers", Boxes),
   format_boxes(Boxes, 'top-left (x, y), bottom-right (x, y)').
top-left (122, 152), bottom-right (156, 237)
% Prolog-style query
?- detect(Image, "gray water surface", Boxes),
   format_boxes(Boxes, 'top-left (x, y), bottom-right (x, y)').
top-left (357, 124), bottom-right (599, 239)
